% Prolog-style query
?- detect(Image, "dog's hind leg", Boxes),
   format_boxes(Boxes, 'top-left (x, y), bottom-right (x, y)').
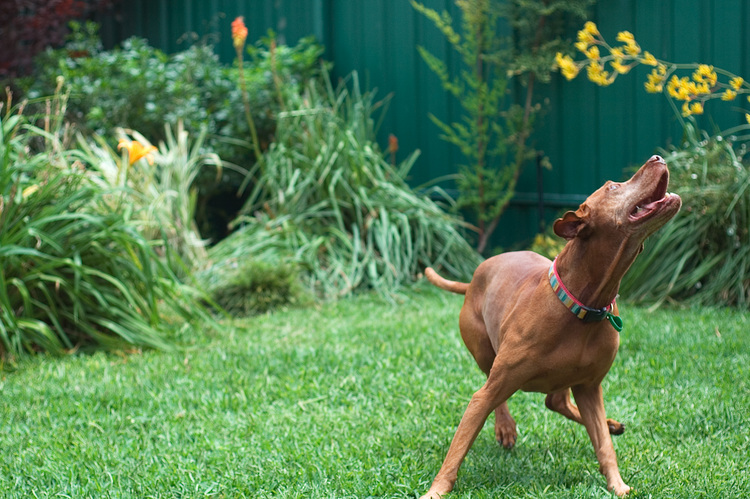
top-left (494, 401), bottom-right (517, 448)
top-left (545, 389), bottom-right (624, 435)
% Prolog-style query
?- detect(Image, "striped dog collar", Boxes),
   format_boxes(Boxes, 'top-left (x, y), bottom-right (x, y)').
top-left (548, 258), bottom-right (623, 332)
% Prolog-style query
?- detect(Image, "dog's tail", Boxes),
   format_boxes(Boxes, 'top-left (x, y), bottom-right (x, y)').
top-left (425, 267), bottom-right (469, 295)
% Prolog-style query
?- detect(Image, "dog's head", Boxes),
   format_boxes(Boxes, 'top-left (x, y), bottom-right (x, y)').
top-left (554, 155), bottom-right (682, 245)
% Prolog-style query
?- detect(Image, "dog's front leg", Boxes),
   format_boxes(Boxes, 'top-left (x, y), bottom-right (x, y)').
top-left (572, 384), bottom-right (630, 496)
top-left (421, 379), bottom-right (514, 499)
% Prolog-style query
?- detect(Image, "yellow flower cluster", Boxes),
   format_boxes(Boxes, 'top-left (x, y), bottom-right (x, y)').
top-left (587, 61), bottom-right (612, 86)
top-left (555, 52), bottom-right (579, 80)
top-left (556, 22), bottom-right (658, 88)
top-left (667, 75), bottom-right (711, 101)
top-left (555, 22), bottom-right (750, 120)
top-left (615, 30), bottom-right (641, 56)
top-left (645, 64), bottom-right (668, 93)
top-left (664, 65), bottom-right (723, 116)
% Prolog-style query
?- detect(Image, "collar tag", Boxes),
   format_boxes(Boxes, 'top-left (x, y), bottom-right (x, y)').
top-left (607, 313), bottom-right (624, 332)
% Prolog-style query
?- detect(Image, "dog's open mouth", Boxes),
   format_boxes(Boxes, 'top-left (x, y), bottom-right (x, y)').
top-left (629, 171), bottom-right (672, 221)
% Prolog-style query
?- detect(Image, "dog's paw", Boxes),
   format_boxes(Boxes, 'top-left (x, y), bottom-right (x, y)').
top-left (610, 482), bottom-right (631, 497)
top-left (495, 419), bottom-right (517, 448)
top-left (419, 480), bottom-right (453, 499)
top-left (607, 418), bottom-right (625, 436)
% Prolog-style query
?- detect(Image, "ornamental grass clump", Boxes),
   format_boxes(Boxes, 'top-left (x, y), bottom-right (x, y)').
top-left (206, 71), bottom-right (482, 300)
top-left (621, 124), bottom-right (750, 308)
top-left (77, 121), bottom-right (222, 272)
top-left (0, 95), bottom-right (214, 359)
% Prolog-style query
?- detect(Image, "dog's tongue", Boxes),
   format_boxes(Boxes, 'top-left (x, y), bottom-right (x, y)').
top-left (633, 192), bottom-right (671, 219)
top-left (643, 198), bottom-right (663, 210)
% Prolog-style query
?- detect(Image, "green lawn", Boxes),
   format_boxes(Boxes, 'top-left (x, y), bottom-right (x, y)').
top-left (1, 285), bottom-right (749, 498)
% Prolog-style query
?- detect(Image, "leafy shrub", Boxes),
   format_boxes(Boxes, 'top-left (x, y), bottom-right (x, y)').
top-left (27, 23), bottom-right (321, 160)
top-left (0, 99), bottom-right (214, 360)
top-left (207, 259), bottom-right (309, 316)
top-left (621, 122), bottom-right (750, 307)
top-left (205, 71), bottom-right (483, 299)
top-left (528, 230), bottom-right (566, 260)
top-left (25, 23), bottom-right (324, 240)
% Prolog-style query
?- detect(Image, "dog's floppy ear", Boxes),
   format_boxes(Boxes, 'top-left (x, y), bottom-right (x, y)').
top-left (553, 210), bottom-right (585, 240)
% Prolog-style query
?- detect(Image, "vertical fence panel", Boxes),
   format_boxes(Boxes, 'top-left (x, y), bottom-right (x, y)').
top-left (594, 1), bottom-right (635, 182)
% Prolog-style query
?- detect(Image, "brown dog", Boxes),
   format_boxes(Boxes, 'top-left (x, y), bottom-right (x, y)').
top-left (420, 155), bottom-right (681, 498)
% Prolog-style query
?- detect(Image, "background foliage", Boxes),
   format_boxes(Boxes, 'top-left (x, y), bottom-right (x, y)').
top-left (203, 70), bottom-right (483, 302)
top-left (412, 0), bottom-right (595, 254)
top-left (25, 23), bottom-right (324, 241)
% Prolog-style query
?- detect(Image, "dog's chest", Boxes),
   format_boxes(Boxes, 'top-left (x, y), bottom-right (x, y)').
top-left (517, 322), bottom-right (620, 393)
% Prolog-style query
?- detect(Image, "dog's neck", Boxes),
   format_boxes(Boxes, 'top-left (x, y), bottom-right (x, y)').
top-left (555, 236), bottom-right (640, 310)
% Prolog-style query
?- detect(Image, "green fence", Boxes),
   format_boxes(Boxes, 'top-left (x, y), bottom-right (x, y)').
top-left (98, 0), bottom-right (750, 247)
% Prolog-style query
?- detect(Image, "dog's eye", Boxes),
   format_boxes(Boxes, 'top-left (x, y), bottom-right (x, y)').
top-left (608, 183), bottom-right (620, 191)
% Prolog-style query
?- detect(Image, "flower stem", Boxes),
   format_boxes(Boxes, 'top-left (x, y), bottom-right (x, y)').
top-left (236, 48), bottom-right (264, 173)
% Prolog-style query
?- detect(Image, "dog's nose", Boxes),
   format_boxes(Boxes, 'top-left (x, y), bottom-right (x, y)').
top-left (649, 155), bottom-right (666, 164)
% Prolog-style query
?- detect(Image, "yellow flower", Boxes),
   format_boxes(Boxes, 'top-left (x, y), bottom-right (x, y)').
top-left (682, 101), bottom-right (704, 116)
top-left (694, 64), bottom-right (717, 86)
top-left (644, 81), bottom-right (663, 93)
top-left (574, 41), bottom-right (589, 53)
top-left (687, 80), bottom-right (708, 96)
top-left (610, 47), bottom-right (624, 59)
top-left (585, 46), bottom-right (600, 60)
top-left (22, 184), bottom-right (39, 199)
top-left (647, 68), bottom-right (665, 86)
top-left (616, 31), bottom-right (635, 43)
top-left (697, 64), bottom-right (713, 77)
top-left (730, 77), bottom-right (744, 90)
top-left (667, 76), bottom-right (690, 100)
top-left (555, 52), bottom-right (580, 80)
top-left (583, 21), bottom-right (599, 36)
top-left (231, 16), bottom-right (248, 50)
top-left (577, 29), bottom-right (595, 46)
top-left (722, 89), bottom-right (737, 101)
top-left (118, 139), bottom-right (157, 166)
top-left (611, 59), bottom-right (631, 74)
top-left (587, 61), bottom-right (613, 86)
top-left (640, 51), bottom-right (658, 66)
top-left (624, 41), bottom-right (641, 56)
top-left (746, 113), bottom-right (750, 124)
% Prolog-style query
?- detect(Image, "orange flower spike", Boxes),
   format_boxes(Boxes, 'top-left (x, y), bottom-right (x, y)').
top-left (232, 16), bottom-right (248, 50)
top-left (118, 139), bottom-right (157, 166)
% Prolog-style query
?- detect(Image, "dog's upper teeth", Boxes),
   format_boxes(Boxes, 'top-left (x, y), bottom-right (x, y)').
top-left (635, 206), bottom-right (644, 213)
